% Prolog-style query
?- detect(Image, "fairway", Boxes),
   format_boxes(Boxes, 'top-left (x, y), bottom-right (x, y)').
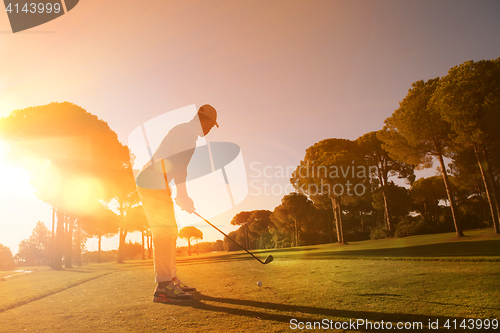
top-left (1, 230), bottom-right (499, 332)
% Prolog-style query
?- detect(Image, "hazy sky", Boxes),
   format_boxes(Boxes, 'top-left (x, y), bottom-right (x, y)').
top-left (1, 0), bottom-right (499, 254)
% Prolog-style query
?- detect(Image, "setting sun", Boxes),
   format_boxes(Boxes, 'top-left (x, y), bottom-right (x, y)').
top-left (0, 143), bottom-right (52, 253)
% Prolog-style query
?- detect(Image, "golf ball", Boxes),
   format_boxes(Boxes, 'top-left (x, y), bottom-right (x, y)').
top-left (257, 281), bottom-right (262, 287)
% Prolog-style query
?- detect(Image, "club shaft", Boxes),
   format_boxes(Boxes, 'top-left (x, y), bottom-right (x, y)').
top-left (158, 160), bottom-right (266, 264)
top-left (192, 211), bottom-right (265, 264)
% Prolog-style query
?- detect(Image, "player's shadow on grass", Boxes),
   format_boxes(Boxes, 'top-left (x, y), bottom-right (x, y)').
top-left (171, 293), bottom-right (469, 330)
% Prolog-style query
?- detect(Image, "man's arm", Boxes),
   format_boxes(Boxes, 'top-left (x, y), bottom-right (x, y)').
top-left (172, 168), bottom-right (195, 213)
top-left (166, 147), bottom-right (196, 213)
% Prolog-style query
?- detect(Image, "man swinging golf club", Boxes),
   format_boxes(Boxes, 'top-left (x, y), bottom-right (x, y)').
top-left (136, 105), bottom-right (219, 303)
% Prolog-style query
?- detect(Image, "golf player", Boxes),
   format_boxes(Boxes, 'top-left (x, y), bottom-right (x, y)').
top-left (135, 105), bottom-right (219, 302)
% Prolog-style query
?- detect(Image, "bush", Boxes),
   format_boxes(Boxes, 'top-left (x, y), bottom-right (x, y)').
top-left (81, 250), bottom-right (117, 263)
top-left (346, 231), bottom-right (371, 242)
top-left (122, 241), bottom-right (144, 260)
top-left (369, 225), bottom-right (389, 240)
top-left (395, 216), bottom-right (433, 238)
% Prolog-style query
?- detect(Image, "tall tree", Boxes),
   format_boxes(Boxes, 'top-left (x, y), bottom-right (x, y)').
top-left (179, 226), bottom-right (203, 256)
top-left (224, 231), bottom-right (245, 251)
top-left (115, 173), bottom-right (140, 264)
top-left (248, 210), bottom-right (273, 249)
top-left (291, 139), bottom-right (367, 244)
top-left (16, 222), bottom-right (52, 266)
top-left (449, 149), bottom-right (492, 228)
top-left (0, 102), bottom-right (132, 268)
top-left (270, 192), bottom-right (315, 247)
top-left (357, 131), bottom-right (414, 234)
top-left (379, 78), bottom-right (464, 237)
top-left (126, 205), bottom-right (149, 260)
top-left (409, 176), bottom-right (447, 228)
top-left (79, 204), bottom-right (119, 263)
top-left (307, 194), bottom-right (335, 243)
top-left (373, 182), bottom-right (411, 224)
top-left (230, 211), bottom-right (254, 249)
top-left (450, 148), bottom-right (488, 199)
top-left (432, 58), bottom-right (500, 234)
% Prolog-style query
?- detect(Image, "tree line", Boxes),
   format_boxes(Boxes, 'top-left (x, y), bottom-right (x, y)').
top-left (224, 58), bottom-right (500, 249)
top-left (0, 102), bottom-right (150, 268)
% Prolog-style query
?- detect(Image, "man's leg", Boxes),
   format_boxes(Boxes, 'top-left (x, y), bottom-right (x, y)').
top-left (151, 221), bottom-right (177, 283)
top-left (138, 187), bottom-right (193, 302)
top-left (138, 187), bottom-right (177, 283)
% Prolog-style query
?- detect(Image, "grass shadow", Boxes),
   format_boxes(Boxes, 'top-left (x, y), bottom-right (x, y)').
top-left (299, 239), bottom-right (500, 260)
top-left (177, 255), bottom-right (257, 266)
top-left (167, 293), bottom-right (472, 331)
top-left (257, 247), bottom-right (319, 254)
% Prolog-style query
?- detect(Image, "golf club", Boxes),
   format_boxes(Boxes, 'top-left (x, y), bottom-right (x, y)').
top-left (192, 211), bottom-right (274, 265)
top-left (158, 159), bottom-right (273, 265)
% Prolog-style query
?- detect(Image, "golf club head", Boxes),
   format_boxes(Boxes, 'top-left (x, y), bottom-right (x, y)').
top-left (264, 255), bottom-right (274, 264)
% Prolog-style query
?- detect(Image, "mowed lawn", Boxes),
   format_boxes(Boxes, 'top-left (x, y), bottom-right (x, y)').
top-left (0, 229), bottom-right (499, 333)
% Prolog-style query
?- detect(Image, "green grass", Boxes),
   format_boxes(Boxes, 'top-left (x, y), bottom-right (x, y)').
top-left (177, 228), bottom-right (500, 263)
top-left (1, 229), bottom-right (499, 332)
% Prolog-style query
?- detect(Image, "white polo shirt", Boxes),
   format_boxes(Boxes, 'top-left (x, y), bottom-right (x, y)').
top-left (136, 119), bottom-right (202, 190)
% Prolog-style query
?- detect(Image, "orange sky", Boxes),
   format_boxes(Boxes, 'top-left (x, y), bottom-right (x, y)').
top-left (1, 0), bottom-right (500, 253)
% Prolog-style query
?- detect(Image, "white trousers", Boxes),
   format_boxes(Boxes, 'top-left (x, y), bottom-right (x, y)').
top-left (138, 187), bottom-right (178, 283)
